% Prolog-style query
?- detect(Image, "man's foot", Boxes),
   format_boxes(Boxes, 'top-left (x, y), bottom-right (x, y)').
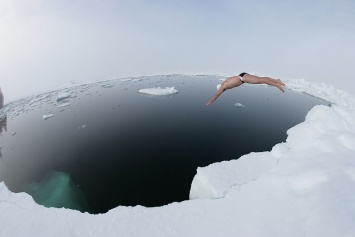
top-left (277, 79), bottom-right (286, 86)
top-left (276, 79), bottom-right (285, 92)
top-left (277, 85), bottom-right (285, 92)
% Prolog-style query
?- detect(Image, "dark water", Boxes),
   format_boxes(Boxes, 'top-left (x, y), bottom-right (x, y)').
top-left (0, 75), bottom-right (329, 213)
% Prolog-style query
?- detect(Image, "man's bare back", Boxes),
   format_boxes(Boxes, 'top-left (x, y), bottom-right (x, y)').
top-left (206, 73), bottom-right (285, 105)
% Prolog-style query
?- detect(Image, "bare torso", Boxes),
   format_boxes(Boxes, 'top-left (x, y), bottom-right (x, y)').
top-left (220, 76), bottom-right (243, 90)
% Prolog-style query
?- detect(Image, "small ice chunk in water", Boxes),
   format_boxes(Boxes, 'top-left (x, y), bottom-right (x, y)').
top-left (58, 102), bottom-right (71, 108)
top-left (30, 94), bottom-right (51, 104)
top-left (42, 114), bottom-right (54, 120)
top-left (101, 84), bottom-right (113, 88)
top-left (132, 78), bottom-right (143, 82)
top-left (78, 124), bottom-right (86, 129)
top-left (121, 79), bottom-right (132, 82)
top-left (139, 87), bottom-right (178, 96)
top-left (234, 102), bottom-right (245, 108)
top-left (56, 93), bottom-right (70, 101)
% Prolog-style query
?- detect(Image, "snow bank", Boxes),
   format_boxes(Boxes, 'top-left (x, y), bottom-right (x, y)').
top-left (190, 152), bottom-right (277, 199)
top-left (139, 87), bottom-right (178, 96)
top-left (189, 104), bottom-right (355, 236)
top-left (1, 78), bottom-right (355, 236)
top-left (286, 79), bottom-right (355, 112)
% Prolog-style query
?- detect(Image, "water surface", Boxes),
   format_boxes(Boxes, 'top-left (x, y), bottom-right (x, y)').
top-left (0, 75), bottom-right (329, 213)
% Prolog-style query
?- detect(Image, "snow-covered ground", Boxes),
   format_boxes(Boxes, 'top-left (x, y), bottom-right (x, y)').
top-left (0, 78), bottom-right (355, 237)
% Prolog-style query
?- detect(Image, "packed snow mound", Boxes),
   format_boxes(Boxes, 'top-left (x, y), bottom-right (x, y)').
top-left (188, 103), bottom-right (355, 236)
top-left (139, 87), bottom-right (178, 96)
top-left (190, 152), bottom-right (278, 199)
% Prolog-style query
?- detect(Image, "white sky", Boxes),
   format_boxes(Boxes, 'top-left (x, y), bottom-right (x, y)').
top-left (1, 0), bottom-right (355, 102)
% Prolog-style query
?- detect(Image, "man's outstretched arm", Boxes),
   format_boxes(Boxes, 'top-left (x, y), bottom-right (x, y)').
top-left (206, 88), bottom-right (224, 106)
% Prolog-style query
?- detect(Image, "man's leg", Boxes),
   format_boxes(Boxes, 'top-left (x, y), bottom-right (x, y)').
top-left (243, 74), bottom-right (285, 92)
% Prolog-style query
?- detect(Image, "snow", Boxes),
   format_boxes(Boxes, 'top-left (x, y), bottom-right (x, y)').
top-left (190, 152), bottom-right (278, 199)
top-left (139, 87), bottom-right (178, 96)
top-left (1, 78), bottom-right (355, 236)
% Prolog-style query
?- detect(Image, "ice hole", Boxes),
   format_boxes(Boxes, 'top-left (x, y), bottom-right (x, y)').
top-left (0, 75), bottom-right (329, 214)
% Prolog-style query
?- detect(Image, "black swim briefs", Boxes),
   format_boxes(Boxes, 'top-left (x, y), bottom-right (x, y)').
top-left (239, 72), bottom-right (247, 83)
top-left (239, 72), bottom-right (247, 77)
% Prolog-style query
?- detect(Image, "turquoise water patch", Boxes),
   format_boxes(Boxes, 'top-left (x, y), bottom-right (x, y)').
top-left (24, 171), bottom-right (92, 213)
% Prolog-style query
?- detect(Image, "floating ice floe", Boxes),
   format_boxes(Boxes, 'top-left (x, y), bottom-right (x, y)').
top-left (101, 84), bottom-right (114, 88)
top-left (139, 87), bottom-right (178, 96)
top-left (78, 124), bottom-right (86, 129)
top-left (121, 78), bottom-right (132, 82)
top-left (56, 93), bottom-right (70, 101)
top-left (29, 94), bottom-right (51, 105)
top-left (132, 78), bottom-right (143, 82)
top-left (57, 102), bottom-right (71, 108)
top-left (234, 102), bottom-right (245, 108)
top-left (42, 114), bottom-right (54, 120)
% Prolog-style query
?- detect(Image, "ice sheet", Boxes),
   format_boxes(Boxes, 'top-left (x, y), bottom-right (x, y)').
top-left (0, 77), bottom-right (355, 237)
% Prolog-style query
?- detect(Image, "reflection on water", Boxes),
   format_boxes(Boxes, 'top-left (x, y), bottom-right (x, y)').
top-left (0, 75), bottom-right (329, 213)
